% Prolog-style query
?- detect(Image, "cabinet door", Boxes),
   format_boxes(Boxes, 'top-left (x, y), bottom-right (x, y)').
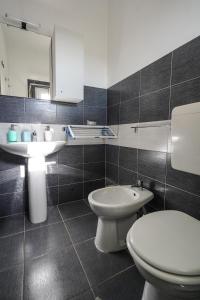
top-left (52, 26), bottom-right (84, 103)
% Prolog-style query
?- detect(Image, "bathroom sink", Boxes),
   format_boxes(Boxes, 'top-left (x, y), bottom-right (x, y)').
top-left (0, 141), bottom-right (66, 158)
top-left (0, 141), bottom-right (66, 224)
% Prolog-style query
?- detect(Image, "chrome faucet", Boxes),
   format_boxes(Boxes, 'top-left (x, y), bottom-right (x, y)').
top-left (132, 179), bottom-right (143, 190)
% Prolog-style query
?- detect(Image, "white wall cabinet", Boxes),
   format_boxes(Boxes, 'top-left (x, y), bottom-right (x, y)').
top-left (51, 26), bottom-right (84, 103)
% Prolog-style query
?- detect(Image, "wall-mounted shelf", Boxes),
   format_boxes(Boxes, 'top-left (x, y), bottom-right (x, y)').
top-left (66, 125), bottom-right (117, 139)
top-left (131, 120), bottom-right (171, 132)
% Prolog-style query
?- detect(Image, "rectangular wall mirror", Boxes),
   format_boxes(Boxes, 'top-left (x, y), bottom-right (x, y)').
top-left (0, 23), bottom-right (51, 100)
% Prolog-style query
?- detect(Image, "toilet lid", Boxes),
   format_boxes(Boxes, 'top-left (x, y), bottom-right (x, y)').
top-left (128, 210), bottom-right (200, 276)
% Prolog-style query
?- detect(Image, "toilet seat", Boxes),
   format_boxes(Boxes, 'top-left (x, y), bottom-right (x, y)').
top-left (127, 210), bottom-right (200, 278)
top-left (127, 240), bottom-right (200, 286)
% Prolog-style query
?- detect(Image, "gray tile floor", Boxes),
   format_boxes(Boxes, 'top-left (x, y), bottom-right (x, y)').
top-left (0, 200), bottom-right (144, 300)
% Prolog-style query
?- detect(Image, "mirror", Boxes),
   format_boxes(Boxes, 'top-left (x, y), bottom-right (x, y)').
top-left (0, 23), bottom-right (51, 100)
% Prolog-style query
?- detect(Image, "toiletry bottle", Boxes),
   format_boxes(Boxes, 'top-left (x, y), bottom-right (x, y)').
top-left (21, 130), bottom-right (32, 142)
top-left (32, 130), bottom-right (37, 142)
top-left (7, 124), bottom-right (17, 143)
top-left (44, 126), bottom-right (54, 142)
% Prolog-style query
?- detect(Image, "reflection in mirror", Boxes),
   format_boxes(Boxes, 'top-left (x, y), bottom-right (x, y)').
top-left (0, 23), bottom-right (51, 99)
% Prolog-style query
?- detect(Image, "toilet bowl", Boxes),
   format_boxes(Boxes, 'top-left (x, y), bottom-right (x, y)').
top-left (88, 185), bottom-right (153, 253)
top-left (127, 210), bottom-right (200, 300)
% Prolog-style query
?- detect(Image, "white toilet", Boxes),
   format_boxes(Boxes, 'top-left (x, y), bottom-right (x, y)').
top-left (88, 185), bottom-right (153, 253)
top-left (127, 210), bottom-right (200, 300)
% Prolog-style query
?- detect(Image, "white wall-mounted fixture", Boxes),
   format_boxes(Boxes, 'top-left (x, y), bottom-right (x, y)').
top-left (3, 13), bottom-right (41, 32)
top-left (51, 26), bottom-right (84, 103)
top-left (66, 125), bottom-right (117, 139)
top-left (171, 102), bottom-right (200, 176)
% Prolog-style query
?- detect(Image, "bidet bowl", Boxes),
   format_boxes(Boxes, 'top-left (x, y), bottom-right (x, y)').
top-left (88, 185), bottom-right (153, 253)
top-left (89, 185), bottom-right (153, 219)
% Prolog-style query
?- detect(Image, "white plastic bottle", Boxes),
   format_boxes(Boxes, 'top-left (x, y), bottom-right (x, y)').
top-left (44, 126), bottom-right (54, 142)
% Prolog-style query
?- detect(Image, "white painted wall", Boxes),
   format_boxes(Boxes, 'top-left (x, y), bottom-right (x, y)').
top-left (0, 23), bottom-right (9, 94)
top-left (0, 0), bottom-right (108, 88)
top-left (108, 0), bottom-right (200, 86)
top-left (3, 25), bottom-right (50, 97)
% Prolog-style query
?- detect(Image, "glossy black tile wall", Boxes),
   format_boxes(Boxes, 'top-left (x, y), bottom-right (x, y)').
top-left (106, 35), bottom-right (200, 219)
top-left (0, 85), bottom-right (107, 125)
top-left (0, 86), bottom-right (106, 217)
top-left (140, 53), bottom-right (172, 95)
top-left (106, 145), bottom-right (200, 219)
top-left (107, 35), bottom-right (200, 126)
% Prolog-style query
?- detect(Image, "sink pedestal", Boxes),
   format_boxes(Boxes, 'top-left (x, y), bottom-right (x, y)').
top-left (0, 141), bottom-right (66, 224)
top-left (28, 156), bottom-right (47, 223)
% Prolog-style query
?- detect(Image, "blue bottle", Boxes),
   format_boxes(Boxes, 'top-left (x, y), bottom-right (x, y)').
top-left (7, 124), bottom-right (17, 143)
top-left (21, 130), bottom-right (32, 142)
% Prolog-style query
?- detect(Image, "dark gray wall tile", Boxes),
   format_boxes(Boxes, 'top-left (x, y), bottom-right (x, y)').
top-left (0, 214), bottom-right (24, 237)
top-left (138, 149), bottom-right (166, 183)
top-left (0, 192), bottom-right (25, 217)
top-left (46, 173), bottom-right (58, 188)
top-left (140, 53), bottom-right (172, 95)
top-left (119, 167), bottom-right (137, 185)
top-left (0, 150), bottom-right (25, 171)
top-left (106, 144), bottom-right (119, 165)
top-left (172, 36), bottom-right (200, 84)
top-left (58, 164), bottom-right (84, 185)
top-left (84, 162), bottom-right (105, 181)
top-left (84, 179), bottom-right (105, 198)
top-left (170, 77), bottom-right (200, 112)
top-left (106, 163), bottom-right (118, 185)
top-left (47, 186), bottom-right (58, 206)
top-left (59, 200), bottom-right (91, 220)
top-left (166, 154), bottom-right (200, 196)
top-left (107, 83), bottom-right (121, 107)
top-left (139, 88), bottom-right (170, 122)
top-left (0, 177), bottom-right (25, 195)
top-left (0, 96), bottom-right (25, 123)
top-left (84, 86), bottom-right (107, 107)
top-left (84, 106), bottom-right (106, 125)
top-left (165, 185), bottom-right (200, 220)
top-left (84, 144), bottom-right (105, 163)
top-left (59, 183), bottom-right (83, 204)
top-left (119, 147), bottom-right (137, 172)
top-left (58, 145), bottom-right (84, 165)
top-left (120, 72), bottom-right (140, 102)
top-left (120, 98), bottom-right (139, 124)
top-left (107, 104), bottom-right (119, 125)
top-left (25, 99), bottom-right (56, 123)
top-left (138, 174), bottom-right (165, 210)
top-left (46, 152), bottom-right (58, 164)
top-left (56, 103), bottom-right (83, 125)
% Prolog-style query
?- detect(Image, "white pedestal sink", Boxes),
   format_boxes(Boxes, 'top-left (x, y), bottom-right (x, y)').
top-left (0, 141), bottom-right (65, 223)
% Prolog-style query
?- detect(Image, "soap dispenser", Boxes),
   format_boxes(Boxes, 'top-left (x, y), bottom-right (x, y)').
top-left (7, 124), bottom-right (17, 143)
top-left (44, 126), bottom-right (54, 142)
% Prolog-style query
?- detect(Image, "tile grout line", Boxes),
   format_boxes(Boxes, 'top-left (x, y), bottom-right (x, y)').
top-left (57, 206), bottom-right (96, 299)
top-left (95, 264), bottom-right (135, 288)
top-left (22, 214), bottom-right (26, 300)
